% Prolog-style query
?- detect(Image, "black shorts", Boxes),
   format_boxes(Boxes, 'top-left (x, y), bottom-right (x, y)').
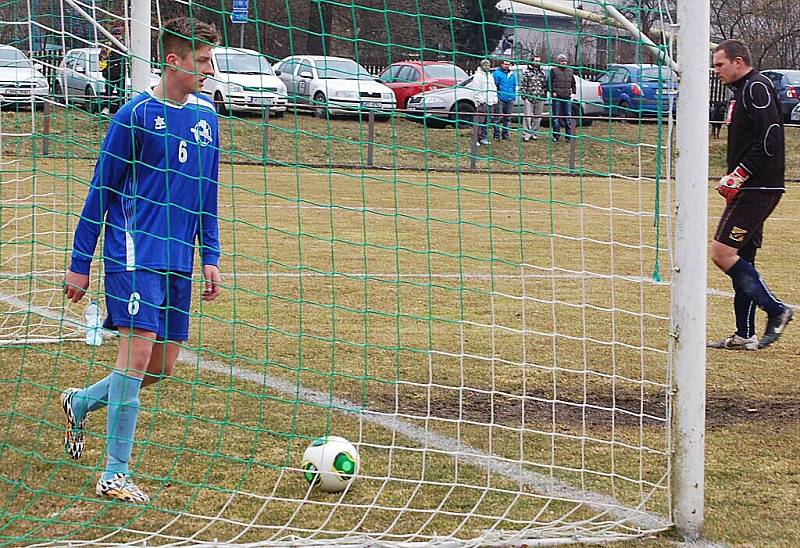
top-left (714, 190), bottom-right (782, 249)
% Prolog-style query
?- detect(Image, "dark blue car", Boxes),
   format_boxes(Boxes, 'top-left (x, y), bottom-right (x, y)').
top-left (760, 70), bottom-right (800, 123)
top-left (598, 63), bottom-right (678, 118)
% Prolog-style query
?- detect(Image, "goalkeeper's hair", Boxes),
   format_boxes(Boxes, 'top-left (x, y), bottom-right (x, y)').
top-left (714, 39), bottom-right (752, 66)
top-left (159, 17), bottom-right (220, 62)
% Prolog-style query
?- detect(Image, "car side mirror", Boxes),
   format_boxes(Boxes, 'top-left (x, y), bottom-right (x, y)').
top-left (299, 71), bottom-right (313, 79)
top-left (75, 64), bottom-right (85, 73)
top-left (274, 70), bottom-right (281, 76)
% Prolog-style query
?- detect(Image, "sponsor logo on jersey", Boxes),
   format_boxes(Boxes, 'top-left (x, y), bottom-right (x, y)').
top-left (154, 115), bottom-right (166, 130)
top-left (190, 119), bottom-right (213, 147)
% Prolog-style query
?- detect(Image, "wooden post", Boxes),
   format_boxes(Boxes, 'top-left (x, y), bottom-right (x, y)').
top-left (367, 111), bottom-right (375, 167)
top-left (42, 101), bottom-right (51, 157)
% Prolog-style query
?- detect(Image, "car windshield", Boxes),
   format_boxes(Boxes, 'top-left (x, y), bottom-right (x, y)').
top-left (423, 64), bottom-right (468, 81)
top-left (0, 48), bottom-right (31, 69)
top-left (639, 67), bottom-right (676, 82)
top-left (216, 52), bottom-right (275, 75)
top-left (316, 59), bottom-right (373, 80)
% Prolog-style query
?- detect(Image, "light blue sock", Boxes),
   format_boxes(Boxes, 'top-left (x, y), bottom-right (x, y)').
top-left (72, 375), bottom-right (111, 423)
top-left (102, 371), bottom-right (143, 480)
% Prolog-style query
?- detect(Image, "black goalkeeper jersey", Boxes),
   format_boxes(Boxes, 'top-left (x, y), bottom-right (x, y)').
top-left (725, 69), bottom-right (785, 190)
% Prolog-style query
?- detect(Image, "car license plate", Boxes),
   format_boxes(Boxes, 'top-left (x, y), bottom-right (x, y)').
top-left (251, 97), bottom-right (273, 106)
top-left (363, 101), bottom-right (381, 108)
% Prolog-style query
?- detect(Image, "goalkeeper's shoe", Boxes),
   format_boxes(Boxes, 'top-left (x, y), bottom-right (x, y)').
top-left (758, 306), bottom-right (794, 349)
top-left (96, 473), bottom-right (150, 504)
top-left (707, 333), bottom-right (758, 350)
top-left (60, 388), bottom-right (87, 460)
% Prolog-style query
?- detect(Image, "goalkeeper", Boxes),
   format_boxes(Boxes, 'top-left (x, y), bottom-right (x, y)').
top-left (708, 39), bottom-right (792, 350)
top-left (60, 17), bottom-right (222, 503)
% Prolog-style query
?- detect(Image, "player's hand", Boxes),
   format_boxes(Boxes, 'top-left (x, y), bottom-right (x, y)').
top-left (202, 264), bottom-right (221, 302)
top-left (64, 270), bottom-right (89, 303)
top-left (717, 166), bottom-right (749, 205)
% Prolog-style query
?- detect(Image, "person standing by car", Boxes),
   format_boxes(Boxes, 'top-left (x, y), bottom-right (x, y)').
top-left (468, 59), bottom-right (498, 146)
top-left (100, 26), bottom-right (127, 115)
top-left (548, 53), bottom-right (575, 142)
top-left (520, 57), bottom-right (546, 141)
top-left (707, 38), bottom-right (792, 350)
top-left (492, 59), bottom-right (517, 140)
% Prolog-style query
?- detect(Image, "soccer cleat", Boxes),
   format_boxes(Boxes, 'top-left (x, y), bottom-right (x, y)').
top-left (707, 333), bottom-right (758, 351)
top-left (96, 473), bottom-right (150, 503)
top-left (758, 306), bottom-right (794, 349)
top-left (60, 388), bottom-right (87, 460)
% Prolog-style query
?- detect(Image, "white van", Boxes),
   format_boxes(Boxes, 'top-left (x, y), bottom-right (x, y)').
top-left (202, 47), bottom-right (287, 116)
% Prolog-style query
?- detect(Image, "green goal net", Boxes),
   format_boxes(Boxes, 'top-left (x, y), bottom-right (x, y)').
top-left (1, 0), bottom-right (702, 545)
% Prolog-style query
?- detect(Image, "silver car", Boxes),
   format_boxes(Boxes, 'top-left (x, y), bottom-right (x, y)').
top-left (53, 47), bottom-right (104, 110)
top-left (0, 44), bottom-right (49, 108)
top-left (274, 55), bottom-right (396, 118)
top-left (406, 64), bottom-right (604, 128)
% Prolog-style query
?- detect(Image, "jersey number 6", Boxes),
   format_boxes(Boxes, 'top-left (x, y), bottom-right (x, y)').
top-left (178, 140), bottom-right (188, 163)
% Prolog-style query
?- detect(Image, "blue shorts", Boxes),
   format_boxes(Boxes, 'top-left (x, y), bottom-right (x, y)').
top-left (103, 271), bottom-right (193, 341)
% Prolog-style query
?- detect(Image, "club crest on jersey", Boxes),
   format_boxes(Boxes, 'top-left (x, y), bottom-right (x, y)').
top-left (154, 115), bottom-right (166, 130)
top-left (190, 119), bottom-right (213, 147)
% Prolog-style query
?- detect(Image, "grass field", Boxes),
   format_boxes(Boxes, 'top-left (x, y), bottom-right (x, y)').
top-left (0, 108), bottom-right (798, 546)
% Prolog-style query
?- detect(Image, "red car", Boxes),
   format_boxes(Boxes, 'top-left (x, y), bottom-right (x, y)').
top-left (378, 61), bottom-right (468, 110)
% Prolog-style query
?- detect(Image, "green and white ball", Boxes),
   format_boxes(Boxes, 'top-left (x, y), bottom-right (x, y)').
top-left (302, 435), bottom-right (360, 493)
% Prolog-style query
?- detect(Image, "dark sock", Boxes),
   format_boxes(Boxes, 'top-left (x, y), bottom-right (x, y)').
top-left (726, 259), bottom-right (783, 317)
top-left (733, 291), bottom-right (756, 338)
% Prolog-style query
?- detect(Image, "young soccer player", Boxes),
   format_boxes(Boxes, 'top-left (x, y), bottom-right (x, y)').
top-left (61, 17), bottom-right (222, 503)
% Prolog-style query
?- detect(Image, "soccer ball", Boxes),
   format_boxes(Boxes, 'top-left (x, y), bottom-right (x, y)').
top-left (302, 435), bottom-right (360, 493)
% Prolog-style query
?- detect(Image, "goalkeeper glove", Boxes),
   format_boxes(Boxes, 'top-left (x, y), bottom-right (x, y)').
top-left (717, 166), bottom-right (749, 205)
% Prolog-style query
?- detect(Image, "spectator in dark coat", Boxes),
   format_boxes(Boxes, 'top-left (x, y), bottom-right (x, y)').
top-left (100, 26), bottom-right (127, 115)
top-left (548, 53), bottom-right (576, 142)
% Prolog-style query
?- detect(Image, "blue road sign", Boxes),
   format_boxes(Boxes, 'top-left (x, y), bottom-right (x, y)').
top-left (231, 0), bottom-right (248, 24)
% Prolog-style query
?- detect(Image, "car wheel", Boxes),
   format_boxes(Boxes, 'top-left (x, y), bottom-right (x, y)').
top-left (450, 100), bottom-right (476, 126)
top-left (422, 115), bottom-right (448, 129)
top-left (85, 86), bottom-right (97, 113)
top-left (614, 100), bottom-right (631, 119)
top-left (314, 92), bottom-right (328, 119)
top-left (54, 81), bottom-right (65, 104)
top-left (214, 92), bottom-right (230, 115)
top-left (573, 105), bottom-right (593, 127)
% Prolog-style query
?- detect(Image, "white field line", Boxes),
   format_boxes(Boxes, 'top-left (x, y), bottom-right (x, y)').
top-left (0, 288), bottom-right (669, 533)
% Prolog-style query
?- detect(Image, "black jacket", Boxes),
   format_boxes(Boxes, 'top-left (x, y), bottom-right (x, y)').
top-left (726, 69), bottom-right (785, 190)
top-left (548, 66), bottom-right (575, 99)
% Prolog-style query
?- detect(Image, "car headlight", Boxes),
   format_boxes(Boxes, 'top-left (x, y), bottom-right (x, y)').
top-left (332, 90), bottom-right (358, 99)
top-left (277, 84), bottom-right (287, 95)
top-left (228, 84), bottom-right (244, 93)
top-left (420, 96), bottom-right (446, 106)
top-left (381, 92), bottom-right (393, 100)
top-left (36, 79), bottom-right (48, 88)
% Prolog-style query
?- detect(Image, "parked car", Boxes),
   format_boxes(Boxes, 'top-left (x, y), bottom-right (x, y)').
top-left (597, 63), bottom-right (678, 118)
top-left (53, 47), bottom-right (104, 110)
top-left (202, 47), bottom-right (287, 116)
top-left (377, 61), bottom-right (468, 109)
top-left (760, 69), bottom-right (800, 123)
top-left (274, 55), bottom-right (396, 118)
top-left (405, 64), bottom-right (604, 129)
top-left (54, 47), bottom-right (160, 111)
top-left (0, 44), bottom-right (48, 108)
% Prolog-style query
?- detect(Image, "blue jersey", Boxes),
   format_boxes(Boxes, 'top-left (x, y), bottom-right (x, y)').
top-left (70, 89), bottom-right (220, 275)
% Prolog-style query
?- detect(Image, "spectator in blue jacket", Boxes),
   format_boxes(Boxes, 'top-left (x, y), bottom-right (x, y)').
top-left (492, 60), bottom-right (517, 140)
